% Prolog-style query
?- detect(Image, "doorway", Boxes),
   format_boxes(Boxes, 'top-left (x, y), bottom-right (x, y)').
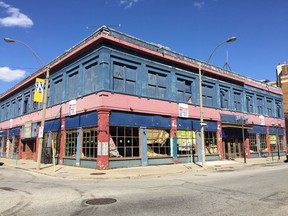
top-left (223, 138), bottom-right (242, 159)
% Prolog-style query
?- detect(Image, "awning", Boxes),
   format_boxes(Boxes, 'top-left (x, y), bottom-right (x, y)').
top-left (221, 123), bottom-right (253, 130)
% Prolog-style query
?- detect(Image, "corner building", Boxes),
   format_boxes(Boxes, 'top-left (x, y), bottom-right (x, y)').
top-left (0, 27), bottom-right (286, 169)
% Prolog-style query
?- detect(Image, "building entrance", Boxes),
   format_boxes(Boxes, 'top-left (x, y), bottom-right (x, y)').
top-left (223, 138), bottom-right (242, 160)
top-left (22, 140), bottom-right (36, 160)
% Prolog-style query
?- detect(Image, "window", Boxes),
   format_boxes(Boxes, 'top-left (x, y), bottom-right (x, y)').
top-left (260, 134), bottom-right (267, 152)
top-left (84, 62), bottom-right (97, 94)
top-left (276, 101), bottom-right (282, 118)
top-left (266, 99), bottom-right (273, 116)
top-left (11, 100), bottom-right (16, 118)
top-left (113, 63), bottom-right (137, 95)
top-left (65, 130), bottom-right (77, 157)
top-left (249, 134), bottom-right (258, 153)
top-left (202, 83), bottom-right (214, 107)
top-left (204, 131), bottom-right (218, 155)
top-left (177, 130), bottom-right (197, 156)
top-left (220, 88), bottom-right (229, 109)
top-left (110, 126), bottom-right (139, 158)
top-left (176, 78), bottom-right (192, 103)
top-left (23, 94), bottom-right (30, 114)
top-left (257, 97), bottom-right (263, 114)
top-left (246, 95), bottom-right (253, 113)
top-left (67, 70), bottom-right (79, 100)
top-left (148, 71), bottom-right (167, 99)
top-left (233, 90), bottom-right (242, 111)
top-left (279, 135), bottom-right (284, 151)
top-left (82, 128), bottom-right (98, 158)
top-left (146, 129), bottom-right (170, 157)
top-left (53, 78), bottom-right (63, 104)
top-left (17, 97), bottom-right (22, 116)
top-left (6, 102), bottom-right (10, 119)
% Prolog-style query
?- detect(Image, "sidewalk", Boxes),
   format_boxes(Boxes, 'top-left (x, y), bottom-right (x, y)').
top-left (0, 157), bottom-right (286, 180)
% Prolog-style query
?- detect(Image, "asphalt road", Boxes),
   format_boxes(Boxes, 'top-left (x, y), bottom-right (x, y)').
top-left (0, 163), bottom-right (288, 216)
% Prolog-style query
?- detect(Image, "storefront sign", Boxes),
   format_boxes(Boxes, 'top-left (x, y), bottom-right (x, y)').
top-left (178, 103), bottom-right (188, 117)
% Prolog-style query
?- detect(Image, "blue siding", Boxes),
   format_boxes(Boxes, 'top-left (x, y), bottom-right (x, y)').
top-left (248, 125), bottom-right (267, 134)
top-left (110, 111), bottom-right (171, 128)
top-left (44, 119), bottom-right (61, 132)
top-left (177, 118), bottom-right (217, 131)
top-left (66, 111), bottom-right (98, 129)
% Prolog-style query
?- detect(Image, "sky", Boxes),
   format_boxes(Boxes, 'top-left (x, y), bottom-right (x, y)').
top-left (0, 0), bottom-right (287, 94)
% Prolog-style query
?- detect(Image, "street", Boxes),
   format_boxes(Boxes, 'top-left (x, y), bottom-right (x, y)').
top-left (0, 163), bottom-right (288, 216)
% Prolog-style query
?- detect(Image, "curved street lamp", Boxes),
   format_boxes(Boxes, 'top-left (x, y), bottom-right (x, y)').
top-left (4, 37), bottom-right (50, 171)
top-left (199, 36), bottom-right (237, 169)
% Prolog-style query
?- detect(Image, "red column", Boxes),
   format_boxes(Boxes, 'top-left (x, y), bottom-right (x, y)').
top-left (171, 116), bottom-right (178, 163)
top-left (59, 116), bottom-right (66, 165)
top-left (266, 126), bottom-right (271, 156)
top-left (34, 125), bottom-right (40, 161)
top-left (217, 121), bottom-right (224, 160)
top-left (18, 127), bottom-right (23, 159)
top-left (245, 130), bottom-right (251, 158)
top-left (96, 109), bottom-right (110, 169)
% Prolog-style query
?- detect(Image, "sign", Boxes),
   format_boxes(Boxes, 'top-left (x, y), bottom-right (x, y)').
top-left (68, 100), bottom-right (77, 116)
top-left (23, 121), bottom-right (32, 139)
top-left (38, 126), bottom-right (44, 138)
top-left (270, 135), bottom-right (276, 144)
top-left (34, 78), bottom-right (45, 102)
top-left (178, 103), bottom-right (188, 117)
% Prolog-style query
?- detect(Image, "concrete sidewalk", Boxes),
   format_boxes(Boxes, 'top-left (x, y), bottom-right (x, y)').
top-left (0, 157), bottom-right (286, 180)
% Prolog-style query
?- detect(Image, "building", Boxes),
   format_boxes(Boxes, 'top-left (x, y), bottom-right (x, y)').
top-left (0, 26), bottom-right (286, 169)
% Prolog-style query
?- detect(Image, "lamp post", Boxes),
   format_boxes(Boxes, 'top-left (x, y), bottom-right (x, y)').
top-left (4, 37), bottom-right (50, 170)
top-left (199, 37), bottom-right (237, 168)
top-left (277, 122), bottom-right (281, 160)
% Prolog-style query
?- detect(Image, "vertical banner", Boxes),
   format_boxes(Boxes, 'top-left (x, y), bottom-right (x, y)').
top-left (178, 103), bottom-right (189, 117)
top-left (69, 100), bottom-right (77, 116)
top-left (34, 78), bottom-right (45, 102)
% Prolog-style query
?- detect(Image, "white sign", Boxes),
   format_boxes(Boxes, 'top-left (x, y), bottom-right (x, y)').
top-left (178, 103), bottom-right (188, 117)
top-left (38, 126), bottom-right (44, 138)
top-left (68, 99), bottom-right (77, 116)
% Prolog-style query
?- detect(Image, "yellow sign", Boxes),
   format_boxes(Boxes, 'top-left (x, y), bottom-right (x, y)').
top-left (34, 78), bottom-right (45, 102)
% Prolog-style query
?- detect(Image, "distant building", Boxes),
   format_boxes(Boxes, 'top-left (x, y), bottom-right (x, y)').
top-left (0, 27), bottom-right (286, 169)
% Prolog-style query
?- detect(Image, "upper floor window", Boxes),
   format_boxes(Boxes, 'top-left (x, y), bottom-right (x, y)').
top-left (257, 97), bottom-right (264, 115)
top-left (53, 77), bottom-right (63, 104)
top-left (148, 71), bottom-right (167, 99)
top-left (246, 94), bottom-right (253, 113)
top-left (23, 93), bottom-right (30, 114)
top-left (266, 99), bottom-right (273, 116)
top-left (276, 101), bottom-right (282, 118)
top-left (67, 69), bottom-right (79, 100)
top-left (220, 88), bottom-right (229, 109)
top-left (202, 82), bottom-right (214, 107)
top-left (84, 62), bottom-right (98, 94)
top-left (113, 63), bottom-right (137, 95)
top-left (233, 90), bottom-right (242, 112)
top-left (176, 78), bottom-right (192, 103)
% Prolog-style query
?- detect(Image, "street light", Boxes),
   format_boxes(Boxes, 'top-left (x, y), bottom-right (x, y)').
top-left (4, 37), bottom-right (50, 170)
top-left (199, 36), bottom-right (237, 168)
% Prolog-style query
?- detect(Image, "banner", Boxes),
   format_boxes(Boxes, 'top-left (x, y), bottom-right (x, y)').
top-left (34, 78), bottom-right (45, 102)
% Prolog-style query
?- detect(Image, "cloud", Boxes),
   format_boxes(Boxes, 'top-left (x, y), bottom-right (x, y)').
top-left (194, 1), bottom-right (205, 9)
top-left (119, 0), bottom-right (139, 9)
top-left (0, 1), bottom-right (33, 27)
top-left (0, 67), bottom-right (26, 82)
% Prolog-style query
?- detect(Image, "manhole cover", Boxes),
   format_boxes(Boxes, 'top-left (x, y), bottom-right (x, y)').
top-left (85, 198), bottom-right (117, 205)
top-left (90, 172), bottom-right (106, 175)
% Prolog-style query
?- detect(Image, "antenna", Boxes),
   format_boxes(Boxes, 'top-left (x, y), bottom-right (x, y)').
top-left (223, 50), bottom-right (232, 70)
top-left (86, 24), bottom-right (121, 29)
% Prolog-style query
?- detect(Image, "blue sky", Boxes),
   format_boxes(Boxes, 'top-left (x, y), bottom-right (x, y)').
top-left (0, 0), bottom-right (287, 94)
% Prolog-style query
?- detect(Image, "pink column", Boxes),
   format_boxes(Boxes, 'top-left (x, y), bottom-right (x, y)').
top-left (96, 109), bottom-right (110, 169)
top-left (217, 121), bottom-right (224, 160)
top-left (59, 116), bottom-right (66, 165)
